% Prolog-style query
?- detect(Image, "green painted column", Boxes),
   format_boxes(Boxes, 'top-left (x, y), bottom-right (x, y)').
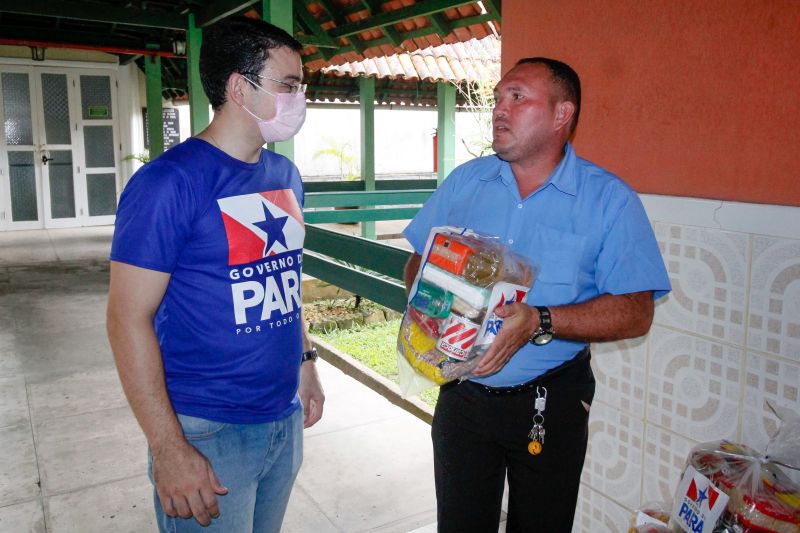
top-left (437, 82), bottom-right (456, 184)
top-left (145, 54), bottom-right (164, 158)
top-left (263, 0), bottom-right (295, 160)
top-left (187, 13), bottom-right (210, 135)
top-left (360, 76), bottom-right (376, 240)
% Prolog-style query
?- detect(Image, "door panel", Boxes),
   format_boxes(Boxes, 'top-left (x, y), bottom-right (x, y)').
top-left (86, 173), bottom-right (117, 216)
top-left (47, 150), bottom-right (76, 219)
top-left (1, 69), bottom-right (42, 229)
top-left (2, 72), bottom-right (34, 145)
top-left (8, 151), bottom-right (38, 222)
top-left (41, 73), bottom-right (72, 145)
top-left (83, 125), bottom-right (115, 167)
top-left (80, 75), bottom-right (113, 120)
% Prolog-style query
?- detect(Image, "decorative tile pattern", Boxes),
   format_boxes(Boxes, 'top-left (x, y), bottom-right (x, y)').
top-left (581, 402), bottom-right (644, 510)
top-left (653, 223), bottom-right (748, 345)
top-left (748, 236), bottom-right (800, 361)
top-left (591, 337), bottom-right (648, 418)
top-left (641, 425), bottom-right (696, 506)
top-left (572, 483), bottom-right (633, 533)
top-left (647, 326), bottom-right (741, 442)
top-left (743, 351), bottom-right (800, 452)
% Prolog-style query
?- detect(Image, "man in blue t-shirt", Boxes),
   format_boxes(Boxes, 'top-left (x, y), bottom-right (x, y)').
top-left (403, 58), bottom-right (671, 532)
top-left (107, 17), bottom-right (324, 532)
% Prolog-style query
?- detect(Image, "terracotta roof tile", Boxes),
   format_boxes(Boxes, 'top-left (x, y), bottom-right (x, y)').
top-left (320, 35), bottom-right (499, 85)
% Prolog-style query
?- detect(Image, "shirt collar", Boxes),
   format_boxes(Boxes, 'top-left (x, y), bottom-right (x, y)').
top-left (483, 142), bottom-right (579, 196)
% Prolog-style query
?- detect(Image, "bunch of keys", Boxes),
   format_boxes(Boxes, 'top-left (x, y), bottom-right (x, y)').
top-left (527, 386), bottom-right (547, 456)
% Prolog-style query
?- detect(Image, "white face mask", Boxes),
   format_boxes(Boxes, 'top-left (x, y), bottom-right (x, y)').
top-left (241, 78), bottom-right (307, 143)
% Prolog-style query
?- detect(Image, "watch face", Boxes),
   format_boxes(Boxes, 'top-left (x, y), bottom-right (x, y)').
top-left (533, 332), bottom-right (553, 345)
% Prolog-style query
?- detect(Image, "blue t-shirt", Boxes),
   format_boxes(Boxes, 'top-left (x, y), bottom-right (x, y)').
top-left (404, 143), bottom-right (671, 387)
top-left (111, 138), bottom-right (306, 423)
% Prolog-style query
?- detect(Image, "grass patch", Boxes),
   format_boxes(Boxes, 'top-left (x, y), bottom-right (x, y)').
top-left (316, 318), bottom-right (440, 408)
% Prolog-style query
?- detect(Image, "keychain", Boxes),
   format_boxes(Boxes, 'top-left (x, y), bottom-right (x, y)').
top-left (527, 386), bottom-right (547, 456)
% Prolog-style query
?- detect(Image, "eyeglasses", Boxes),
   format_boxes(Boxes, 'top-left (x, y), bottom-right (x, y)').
top-left (242, 72), bottom-right (307, 95)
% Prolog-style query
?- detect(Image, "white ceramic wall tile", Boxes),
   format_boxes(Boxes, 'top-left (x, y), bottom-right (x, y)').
top-left (641, 424), bottom-right (697, 506)
top-left (743, 351), bottom-right (800, 452)
top-left (581, 402), bottom-right (644, 510)
top-left (653, 223), bottom-right (748, 345)
top-left (591, 337), bottom-right (648, 418)
top-left (647, 326), bottom-right (741, 442)
top-left (572, 483), bottom-right (633, 533)
top-left (748, 236), bottom-right (800, 361)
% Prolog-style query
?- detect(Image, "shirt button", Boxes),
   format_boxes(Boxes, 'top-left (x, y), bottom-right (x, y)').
top-left (517, 203), bottom-right (523, 209)
top-left (508, 239), bottom-right (514, 244)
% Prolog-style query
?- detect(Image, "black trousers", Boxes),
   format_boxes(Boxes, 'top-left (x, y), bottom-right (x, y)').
top-left (432, 352), bottom-right (595, 533)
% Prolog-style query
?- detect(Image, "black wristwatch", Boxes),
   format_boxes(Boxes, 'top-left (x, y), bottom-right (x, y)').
top-left (530, 306), bottom-right (554, 346)
top-left (301, 348), bottom-right (319, 363)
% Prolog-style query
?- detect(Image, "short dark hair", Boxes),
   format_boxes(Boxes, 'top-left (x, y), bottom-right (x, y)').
top-left (200, 16), bottom-right (303, 110)
top-left (515, 57), bottom-right (581, 133)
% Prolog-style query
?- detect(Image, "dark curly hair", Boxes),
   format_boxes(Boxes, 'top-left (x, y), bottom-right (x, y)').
top-left (200, 16), bottom-right (302, 110)
top-left (515, 57), bottom-right (581, 133)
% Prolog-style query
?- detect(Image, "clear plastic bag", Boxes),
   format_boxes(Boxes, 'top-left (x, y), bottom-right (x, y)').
top-left (629, 501), bottom-right (672, 532)
top-left (397, 227), bottom-right (536, 397)
top-left (670, 404), bottom-right (800, 533)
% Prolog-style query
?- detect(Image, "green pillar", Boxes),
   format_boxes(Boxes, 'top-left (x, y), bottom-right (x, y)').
top-left (145, 54), bottom-right (164, 158)
top-left (360, 76), bottom-right (376, 240)
top-left (437, 82), bottom-right (456, 184)
top-left (187, 13), bottom-right (209, 135)
top-left (263, 0), bottom-right (295, 160)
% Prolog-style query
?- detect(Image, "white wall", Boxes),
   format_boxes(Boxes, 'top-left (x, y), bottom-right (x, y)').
top-left (117, 62), bottom-right (144, 184)
top-left (573, 196), bottom-right (800, 532)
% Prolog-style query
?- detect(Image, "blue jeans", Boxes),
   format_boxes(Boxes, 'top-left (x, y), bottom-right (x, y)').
top-left (148, 407), bottom-right (303, 533)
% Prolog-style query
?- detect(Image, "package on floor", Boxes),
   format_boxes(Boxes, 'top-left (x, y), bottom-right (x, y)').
top-left (669, 405), bottom-right (800, 533)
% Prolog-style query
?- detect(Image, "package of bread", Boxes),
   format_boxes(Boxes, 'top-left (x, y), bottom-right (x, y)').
top-left (671, 405), bottom-right (800, 533)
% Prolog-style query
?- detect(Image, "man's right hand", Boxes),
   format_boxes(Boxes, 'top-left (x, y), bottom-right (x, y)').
top-left (151, 440), bottom-right (229, 526)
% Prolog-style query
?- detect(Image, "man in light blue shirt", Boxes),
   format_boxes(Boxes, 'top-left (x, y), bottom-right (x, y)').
top-left (404, 58), bottom-right (670, 533)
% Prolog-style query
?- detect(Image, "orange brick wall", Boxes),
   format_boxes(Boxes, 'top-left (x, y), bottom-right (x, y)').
top-left (502, 0), bottom-right (800, 206)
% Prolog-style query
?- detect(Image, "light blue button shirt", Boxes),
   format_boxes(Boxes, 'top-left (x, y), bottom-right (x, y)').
top-left (404, 143), bottom-right (671, 386)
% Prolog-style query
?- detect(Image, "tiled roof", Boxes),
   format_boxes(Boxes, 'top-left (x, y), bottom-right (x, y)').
top-left (303, 35), bottom-right (498, 107)
top-left (319, 35), bottom-right (500, 84)
top-left (301, 0), bottom-right (500, 72)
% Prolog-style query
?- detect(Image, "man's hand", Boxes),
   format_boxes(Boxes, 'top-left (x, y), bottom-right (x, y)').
top-left (151, 441), bottom-right (228, 526)
top-left (299, 362), bottom-right (325, 428)
top-left (473, 303), bottom-right (538, 377)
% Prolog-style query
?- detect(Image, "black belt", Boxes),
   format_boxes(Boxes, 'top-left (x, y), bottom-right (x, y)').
top-left (446, 345), bottom-right (591, 396)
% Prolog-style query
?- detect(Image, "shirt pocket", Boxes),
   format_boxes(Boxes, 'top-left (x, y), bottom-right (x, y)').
top-left (529, 224), bottom-right (587, 300)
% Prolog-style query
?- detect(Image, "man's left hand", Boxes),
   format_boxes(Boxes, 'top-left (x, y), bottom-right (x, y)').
top-left (473, 303), bottom-right (538, 377)
top-left (299, 361), bottom-right (325, 428)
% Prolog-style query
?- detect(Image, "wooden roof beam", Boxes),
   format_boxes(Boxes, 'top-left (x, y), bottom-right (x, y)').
top-left (328, 0), bottom-right (474, 39)
top-left (0, 0), bottom-right (186, 30)
top-left (194, 0), bottom-right (259, 28)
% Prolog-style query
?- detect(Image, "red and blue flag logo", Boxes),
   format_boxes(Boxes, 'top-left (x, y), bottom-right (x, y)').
top-left (217, 189), bottom-right (305, 266)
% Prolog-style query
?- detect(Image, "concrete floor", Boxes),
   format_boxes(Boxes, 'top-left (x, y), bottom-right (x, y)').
top-left (0, 225), bottom-right (454, 533)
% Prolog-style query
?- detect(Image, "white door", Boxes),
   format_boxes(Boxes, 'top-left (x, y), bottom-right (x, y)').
top-left (0, 67), bottom-right (44, 230)
top-left (0, 66), bottom-right (120, 230)
top-left (38, 70), bottom-right (80, 228)
top-left (74, 71), bottom-right (120, 226)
